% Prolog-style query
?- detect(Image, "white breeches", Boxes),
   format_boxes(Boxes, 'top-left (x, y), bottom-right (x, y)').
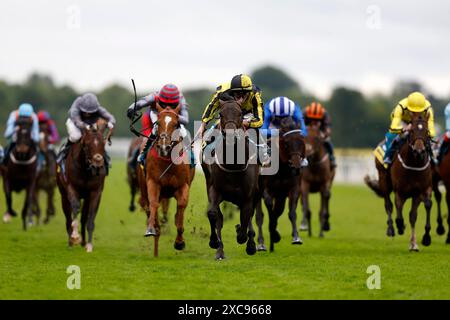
top-left (66, 118), bottom-right (82, 143)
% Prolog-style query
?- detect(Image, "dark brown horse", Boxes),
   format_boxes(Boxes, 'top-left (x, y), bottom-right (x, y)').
top-left (365, 112), bottom-right (433, 251)
top-left (137, 103), bottom-right (195, 257)
top-left (56, 119), bottom-right (113, 252)
top-left (127, 136), bottom-right (142, 212)
top-left (300, 122), bottom-right (335, 237)
top-left (431, 150), bottom-right (450, 244)
top-left (32, 122), bottom-right (57, 224)
top-left (201, 100), bottom-right (259, 260)
top-left (255, 117), bottom-right (306, 252)
top-left (2, 116), bottom-right (39, 229)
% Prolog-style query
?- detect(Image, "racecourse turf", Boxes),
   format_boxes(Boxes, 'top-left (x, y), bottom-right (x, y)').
top-left (0, 160), bottom-right (449, 300)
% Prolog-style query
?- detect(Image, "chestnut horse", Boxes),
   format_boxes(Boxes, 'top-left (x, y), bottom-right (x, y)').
top-left (32, 122), bottom-right (57, 224)
top-left (128, 136), bottom-right (171, 219)
top-left (365, 112), bottom-right (433, 251)
top-left (56, 119), bottom-right (113, 252)
top-left (201, 100), bottom-right (259, 260)
top-left (137, 103), bottom-right (195, 257)
top-left (300, 122), bottom-right (335, 237)
top-left (2, 116), bottom-right (39, 229)
top-left (431, 153), bottom-right (450, 244)
top-left (255, 117), bottom-right (306, 252)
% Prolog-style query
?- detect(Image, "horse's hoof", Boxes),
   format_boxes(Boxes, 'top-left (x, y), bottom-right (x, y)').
top-left (2, 213), bottom-right (12, 223)
top-left (144, 228), bottom-right (157, 237)
top-left (299, 222), bottom-right (309, 231)
top-left (256, 244), bottom-right (267, 251)
top-left (85, 243), bottom-right (93, 253)
top-left (292, 237), bottom-right (303, 245)
top-left (174, 241), bottom-right (185, 250)
top-left (409, 244), bottom-right (419, 252)
top-left (421, 234), bottom-right (431, 247)
top-left (215, 251), bottom-right (225, 260)
top-left (271, 231), bottom-right (281, 243)
top-left (129, 205), bottom-right (136, 212)
top-left (236, 231), bottom-right (248, 244)
top-left (70, 235), bottom-right (81, 245)
top-left (386, 227), bottom-right (395, 237)
top-left (246, 243), bottom-right (256, 256)
top-left (323, 222), bottom-right (330, 232)
top-left (436, 225), bottom-right (445, 236)
top-left (43, 218), bottom-right (50, 225)
top-left (396, 219), bottom-right (405, 235)
top-left (209, 239), bottom-right (219, 249)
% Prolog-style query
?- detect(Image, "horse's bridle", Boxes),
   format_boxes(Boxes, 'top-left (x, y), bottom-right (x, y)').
top-left (156, 109), bottom-right (182, 154)
top-left (219, 101), bottom-right (244, 132)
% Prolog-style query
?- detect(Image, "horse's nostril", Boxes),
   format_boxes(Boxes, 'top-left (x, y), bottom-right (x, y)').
top-left (93, 154), bottom-right (103, 162)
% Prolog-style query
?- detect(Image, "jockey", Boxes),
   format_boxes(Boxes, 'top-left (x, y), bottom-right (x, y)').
top-left (197, 74), bottom-right (266, 163)
top-left (37, 111), bottom-right (60, 146)
top-left (57, 93), bottom-right (116, 167)
top-left (436, 102), bottom-right (450, 164)
top-left (126, 83), bottom-right (190, 164)
top-left (3, 103), bottom-right (40, 165)
top-left (383, 92), bottom-right (435, 165)
top-left (303, 102), bottom-right (336, 169)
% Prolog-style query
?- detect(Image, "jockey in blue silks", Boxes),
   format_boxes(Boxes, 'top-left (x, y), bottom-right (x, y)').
top-left (261, 96), bottom-right (308, 167)
top-left (261, 96), bottom-right (308, 137)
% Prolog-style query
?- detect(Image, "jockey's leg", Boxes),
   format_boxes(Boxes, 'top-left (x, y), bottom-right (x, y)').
top-left (137, 126), bottom-right (158, 164)
top-left (323, 138), bottom-right (336, 169)
top-left (383, 132), bottom-right (398, 165)
top-left (57, 119), bottom-right (81, 164)
top-left (437, 132), bottom-right (450, 164)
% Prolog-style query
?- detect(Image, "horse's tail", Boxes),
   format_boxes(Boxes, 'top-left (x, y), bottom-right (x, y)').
top-left (364, 175), bottom-right (384, 198)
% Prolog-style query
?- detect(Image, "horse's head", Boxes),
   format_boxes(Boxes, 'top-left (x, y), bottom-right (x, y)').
top-left (39, 122), bottom-right (49, 152)
top-left (305, 122), bottom-right (323, 158)
top-left (155, 102), bottom-right (181, 158)
top-left (219, 100), bottom-right (245, 144)
top-left (14, 116), bottom-right (34, 159)
top-left (279, 117), bottom-right (305, 169)
top-left (407, 111), bottom-right (430, 158)
top-left (80, 120), bottom-right (112, 174)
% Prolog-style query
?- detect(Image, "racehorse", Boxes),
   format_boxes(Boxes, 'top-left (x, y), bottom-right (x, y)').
top-left (201, 100), bottom-right (259, 260)
top-left (431, 152), bottom-right (450, 244)
top-left (2, 116), bottom-right (39, 229)
top-left (56, 119), bottom-right (113, 252)
top-left (32, 122), bottom-right (57, 224)
top-left (255, 117), bottom-right (306, 252)
top-left (365, 112), bottom-right (433, 251)
top-left (137, 103), bottom-right (195, 257)
top-left (300, 122), bottom-right (335, 237)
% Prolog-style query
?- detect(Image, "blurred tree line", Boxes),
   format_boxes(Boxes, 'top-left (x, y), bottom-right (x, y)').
top-left (0, 66), bottom-right (448, 148)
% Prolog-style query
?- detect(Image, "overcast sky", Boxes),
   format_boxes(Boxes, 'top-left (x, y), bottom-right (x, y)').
top-left (0, 0), bottom-right (449, 99)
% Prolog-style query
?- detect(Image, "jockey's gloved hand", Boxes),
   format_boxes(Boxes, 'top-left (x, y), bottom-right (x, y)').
top-left (85, 124), bottom-right (91, 130)
top-left (107, 121), bottom-right (114, 129)
top-left (126, 106), bottom-right (135, 119)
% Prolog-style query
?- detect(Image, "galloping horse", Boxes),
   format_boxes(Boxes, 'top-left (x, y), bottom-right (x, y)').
top-left (300, 122), bottom-right (335, 237)
top-left (2, 116), bottom-right (39, 229)
top-left (255, 117), bottom-right (306, 252)
top-left (365, 112), bottom-right (433, 251)
top-left (32, 121), bottom-right (57, 224)
top-left (201, 100), bottom-right (259, 260)
top-left (431, 152), bottom-right (450, 244)
top-left (56, 119), bottom-right (113, 252)
top-left (137, 103), bottom-right (195, 257)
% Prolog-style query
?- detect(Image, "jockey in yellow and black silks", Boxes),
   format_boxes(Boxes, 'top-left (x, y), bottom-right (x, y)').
top-left (383, 92), bottom-right (435, 165)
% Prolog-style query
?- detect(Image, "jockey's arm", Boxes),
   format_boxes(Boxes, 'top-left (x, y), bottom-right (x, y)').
top-left (31, 113), bottom-right (40, 143)
top-left (48, 120), bottom-right (60, 144)
top-left (97, 106), bottom-right (116, 128)
top-left (4, 112), bottom-right (16, 140)
top-left (69, 97), bottom-right (88, 129)
top-left (293, 105), bottom-right (308, 136)
top-left (248, 92), bottom-right (263, 128)
top-left (129, 93), bottom-right (156, 112)
top-left (388, 104), bottom-right (404, 135)
top-left (427, 107), bottom-right (436, 138)
top-left (178, 96), bottom-right (189, 126)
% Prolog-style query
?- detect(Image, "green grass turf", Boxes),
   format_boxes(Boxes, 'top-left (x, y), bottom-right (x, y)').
top-left (0, 160), bottom-right (449, 300)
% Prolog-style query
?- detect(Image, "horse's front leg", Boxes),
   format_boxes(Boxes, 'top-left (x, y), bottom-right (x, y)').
top-left (268, 197), bottom-right (286, 252)
top-left (67, 185), bottom-right (81, 245)
top-left (288, 187), bottom-right (302, 244)
top-left (394, 193), bottom-right (406, 235)
top-left (23, 180), bottom-right (36, 230)
top-left (2, 178), bottom-right (16, 223)
top-left (45, 187), bottom-right (56, 224)
top-left (174, 184), bottom-right (189, 250)
top-left (145, 179), bottom-right (160, 237)
top-left (255, 198), bottom-right (267, 251)
top-left (446, 191), bottom-right (450, 244)
top-left (300, 182), bottom-right (312, 236)
top-left (31, 188), bottom-right (41, 225)
top-left (409, 196), bottom-right (421, 251)
top-left (433, 178), bottom-right (445, 235)
top-left (161, 198), bottom-right (169, 225)
top-left (206, 185), bottom-right (223, 259)
top-left (421, 188), bottom-right (432, 247)
top-left (85, 190), bottom-right (103, 253)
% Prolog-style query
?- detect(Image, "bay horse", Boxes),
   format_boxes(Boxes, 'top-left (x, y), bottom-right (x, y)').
top-left (431, 151), bottom-right (450, 244)
top-left (255, 117), bottom-right (306, 252)
top-left (201, 100), bottom-right (259, 260)
top-left (365, 112), bottom-right (433, 251)
top-left (56, 119), bottom-right (113, 252)
top-left (128, 137), bottom-right (171, 220)
top-left (137, 103), bottom-right (195, 257)
top-left (300, 122), bottom-right (335, 237)
top-left (2, 116), bottom-right (39, 229)
top-left (32, 122), bottom-right (57, 224)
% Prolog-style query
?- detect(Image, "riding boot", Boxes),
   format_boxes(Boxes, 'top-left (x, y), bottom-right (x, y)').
top-left (323, 139), bottom-right (336, 169)
top-left (437, 140), bottom-right (450, 164)
top-left (189, 147), bottom-right (196, 168)
top-left (0, 146), bottom-right (4, 164)
top-left (137, 134), bottom-right (156, 165)
top-left (384, 135), bottom-right (401, 165)
top-left (56, 140), bottom-right (73, 164)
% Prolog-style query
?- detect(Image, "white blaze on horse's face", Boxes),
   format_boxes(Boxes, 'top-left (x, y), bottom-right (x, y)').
top-left (418, 124), bottom-right (423, 130)
top-left (164, 116), bottom-right (172, 128)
